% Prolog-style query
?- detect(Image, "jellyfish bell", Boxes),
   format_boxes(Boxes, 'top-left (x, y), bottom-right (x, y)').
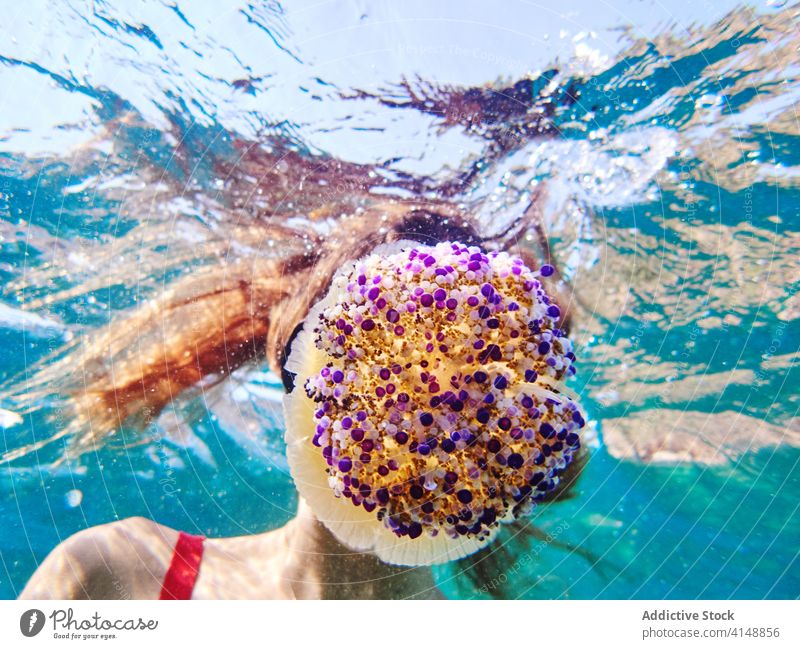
top-left (283, 240), bottom-right (585, 566)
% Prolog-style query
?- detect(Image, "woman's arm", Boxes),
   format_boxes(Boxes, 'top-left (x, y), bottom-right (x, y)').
top-left (20, 517), bottom-right (177, 600)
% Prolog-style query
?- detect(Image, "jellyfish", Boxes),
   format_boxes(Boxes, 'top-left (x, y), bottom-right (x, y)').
top-left (284, 241), bottom-right (585, 565)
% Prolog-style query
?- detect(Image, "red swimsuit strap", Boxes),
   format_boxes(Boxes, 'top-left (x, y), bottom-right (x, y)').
top-left (159, 532), bottom-right (205, 600)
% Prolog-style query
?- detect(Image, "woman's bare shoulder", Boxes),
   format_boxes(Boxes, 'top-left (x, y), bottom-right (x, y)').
top-left (20, 517), bottom-right (179, 600)
top-left (193, 526), bottom-right (294, 599)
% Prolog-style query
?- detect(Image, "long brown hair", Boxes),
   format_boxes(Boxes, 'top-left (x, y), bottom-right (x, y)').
top-left (3, 68), bottom-right (583, 461)
top-left (1, 182), bottom-right (560, 463)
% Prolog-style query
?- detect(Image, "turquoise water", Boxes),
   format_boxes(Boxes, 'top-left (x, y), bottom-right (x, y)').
top-left (1, 1), bottom-right (798, 598)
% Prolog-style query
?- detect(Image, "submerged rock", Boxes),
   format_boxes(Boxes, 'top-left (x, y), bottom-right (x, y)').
top-left (602, 410), bottom-right (800, 465)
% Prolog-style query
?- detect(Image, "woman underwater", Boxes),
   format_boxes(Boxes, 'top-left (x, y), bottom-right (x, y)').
top-left (13, 75), bottom-right (590, 600)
